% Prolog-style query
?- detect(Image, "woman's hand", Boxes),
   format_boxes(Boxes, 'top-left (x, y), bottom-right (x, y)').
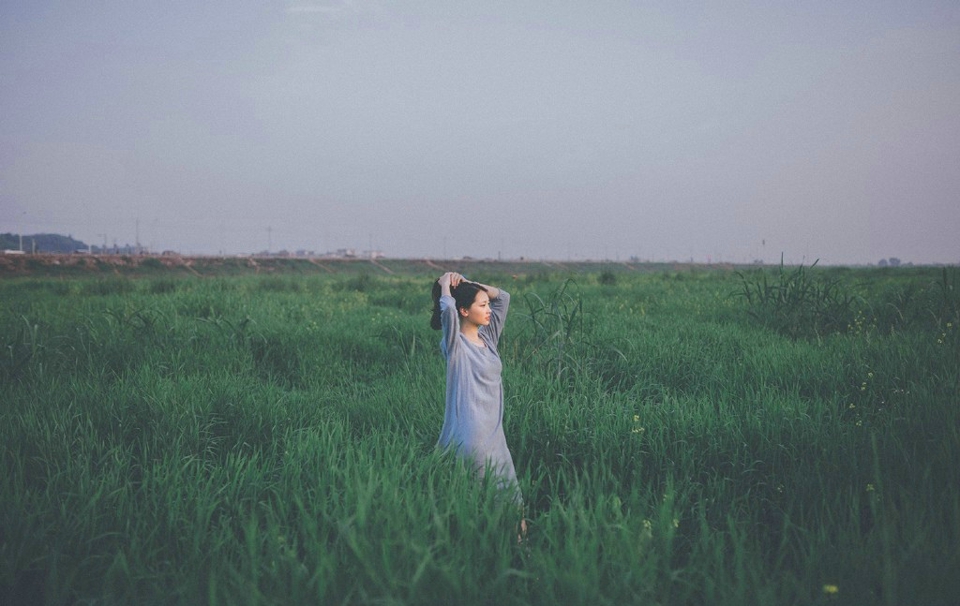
top-left (440, 272), bottom-right (464, 288)
top-left (441, 272), bottom-right (501, 299)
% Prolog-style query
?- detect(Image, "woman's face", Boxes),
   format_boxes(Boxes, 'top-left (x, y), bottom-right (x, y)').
top-left (460, 291), bottom-right (491, 327)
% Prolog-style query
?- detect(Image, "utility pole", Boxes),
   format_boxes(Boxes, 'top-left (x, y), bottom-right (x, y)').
top-left (267, 226), bottom-right (272, 254)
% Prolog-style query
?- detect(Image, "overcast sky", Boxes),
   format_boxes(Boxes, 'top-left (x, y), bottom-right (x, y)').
top-left (2, 1), bottom-right (959, 264)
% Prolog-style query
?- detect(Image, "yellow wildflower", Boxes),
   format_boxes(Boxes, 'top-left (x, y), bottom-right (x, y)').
top-left (823, 584), bottom-right (839, 594)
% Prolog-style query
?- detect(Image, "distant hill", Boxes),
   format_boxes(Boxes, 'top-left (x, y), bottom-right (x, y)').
top-left (1, 233), bottom-right (89, 253)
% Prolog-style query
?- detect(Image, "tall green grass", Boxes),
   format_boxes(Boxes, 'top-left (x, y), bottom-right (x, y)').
top-left (1, 267), bottom-right (958, 605)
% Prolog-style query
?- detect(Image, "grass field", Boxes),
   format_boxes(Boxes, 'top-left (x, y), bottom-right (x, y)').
top-left (1, 261), bottom-right (958, 605)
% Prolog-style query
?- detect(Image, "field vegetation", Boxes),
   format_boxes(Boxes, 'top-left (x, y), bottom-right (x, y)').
top-left (1, 262), bottom-right (958, 605)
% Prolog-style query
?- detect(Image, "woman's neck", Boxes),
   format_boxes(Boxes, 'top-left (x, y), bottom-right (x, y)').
top-left (460, 323), bottom-right (482, 343)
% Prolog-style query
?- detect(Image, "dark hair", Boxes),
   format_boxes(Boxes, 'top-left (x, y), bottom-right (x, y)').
top-left (430, 280), bottom-right (488, 330)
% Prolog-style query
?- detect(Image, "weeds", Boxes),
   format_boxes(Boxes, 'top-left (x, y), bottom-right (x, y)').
top-left (256, 276), bottom-right (303, 293)
top-left (519, 279), bottom-right (587, 380)
top-left (935, 266), bottom-right (959, 325)
top-left (598, 270), bottom-right (617, 286)
top-left (1, 267), bottom-right (958, 605)
top-left (735, 255), bottom-right (859, 339)
top-left (1, 315), bottom-right (41, 381)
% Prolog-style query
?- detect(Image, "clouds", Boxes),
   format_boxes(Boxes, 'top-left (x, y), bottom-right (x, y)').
top-left (286, 4), bottom-right (345, 14)
top-left (285, 0), bottom-right (362, 19)
top-left (282, 0), bottom-right (382, 36)
top-left (1, 1), bottom-right (958, 263)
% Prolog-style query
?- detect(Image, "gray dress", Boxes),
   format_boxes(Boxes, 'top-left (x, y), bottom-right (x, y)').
top-left (437, 290), bottom-right (520, 499)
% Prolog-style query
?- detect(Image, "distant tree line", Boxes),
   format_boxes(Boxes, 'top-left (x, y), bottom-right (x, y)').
top-left (1, 233), bottom-right (89, 253)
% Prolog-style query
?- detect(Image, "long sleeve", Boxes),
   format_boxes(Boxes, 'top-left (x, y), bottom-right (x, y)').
top-left (481, 290), bottom-right (510, 348)
top-left (436, 288), bottom-right (519, 502)
top-left (439, 294), bottom-right (459, 359)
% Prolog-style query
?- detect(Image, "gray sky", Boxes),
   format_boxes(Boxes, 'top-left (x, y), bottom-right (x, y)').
top-left (2, 1), bottom-right (959, 264)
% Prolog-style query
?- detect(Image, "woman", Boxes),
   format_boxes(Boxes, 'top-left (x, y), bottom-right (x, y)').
top-left (430, 271), bottom-right (522, 505)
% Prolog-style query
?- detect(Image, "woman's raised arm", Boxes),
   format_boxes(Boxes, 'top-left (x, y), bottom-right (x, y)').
top-left (468, 281), bottom-right (500, 300)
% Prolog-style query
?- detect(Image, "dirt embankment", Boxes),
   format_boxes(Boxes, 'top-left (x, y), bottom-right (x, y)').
top-left (0, 253), bottom-right (289, 277)
top-left (0, 253), bottom-right (493, 278)
top-left (1, 252), bottom-right (723, 279)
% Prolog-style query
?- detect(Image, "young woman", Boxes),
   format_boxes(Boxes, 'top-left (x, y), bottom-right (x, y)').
top-left (430, 271), bottom-right (521, 505)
